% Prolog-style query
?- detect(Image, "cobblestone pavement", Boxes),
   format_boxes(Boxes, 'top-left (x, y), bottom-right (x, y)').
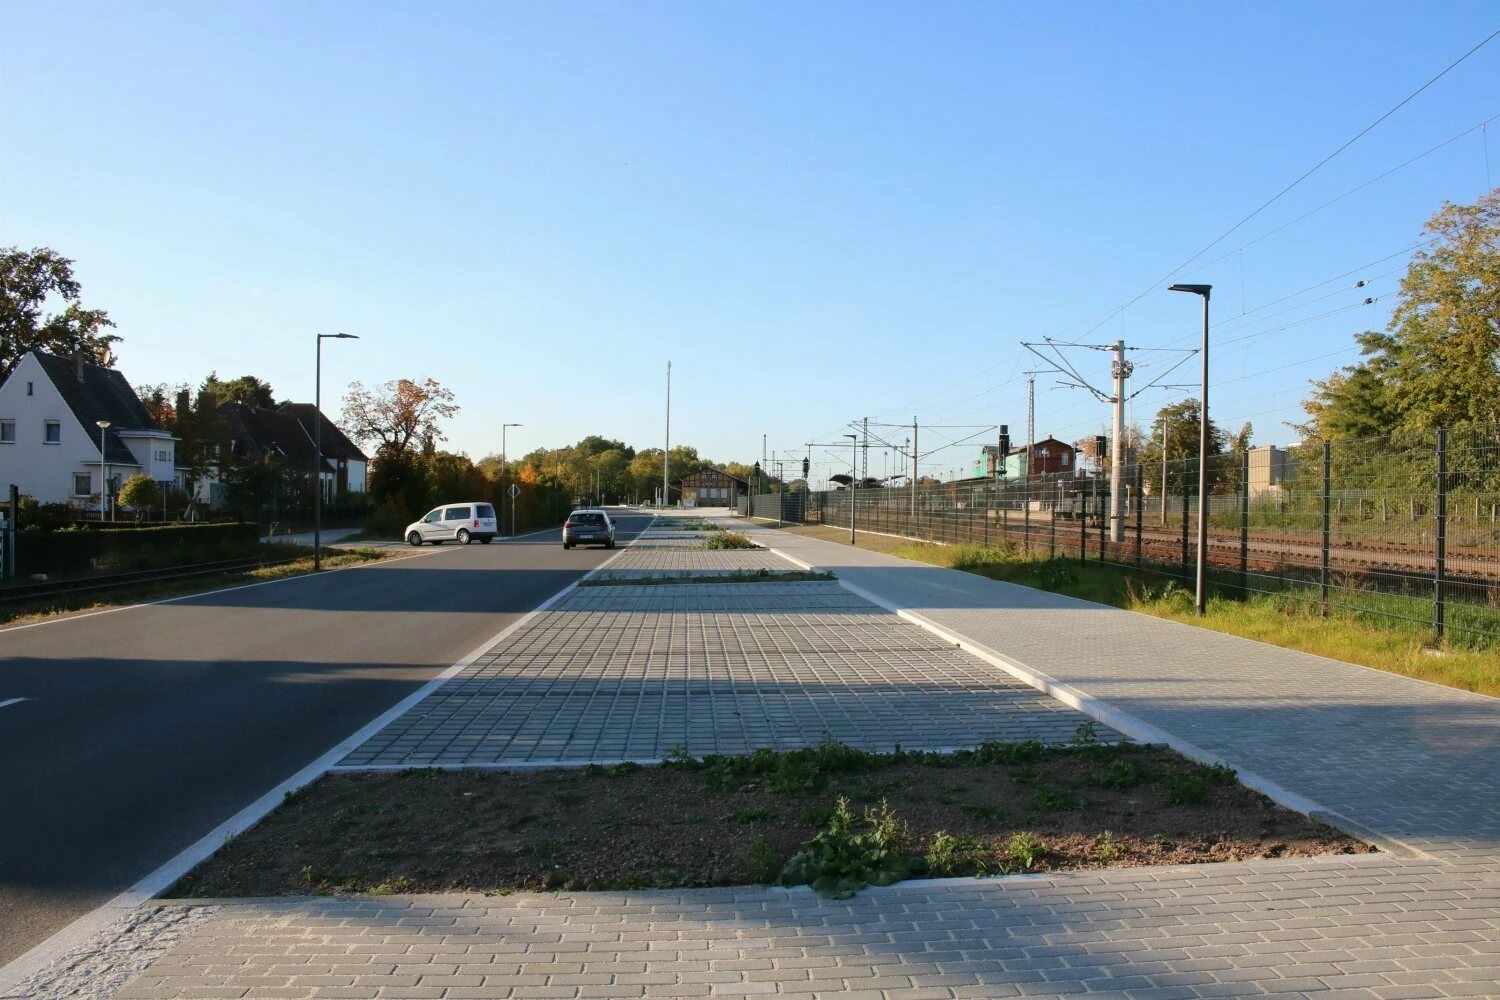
top-left (590, 545), bottom-right (796, 578)
top-left (23, 512), bottom-right (1500, 998)
top-left (83, 855), bottom-right (1500, 999)
top-left (754, 523), bottom-right (1500, 867)
top-left (339, 581), bottom-right (1113, 766)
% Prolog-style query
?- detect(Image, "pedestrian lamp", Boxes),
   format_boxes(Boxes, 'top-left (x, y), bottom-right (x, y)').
top-left (1168, 283), bottom-right (1211, 616)
top-left (843, 433), bottom-right (858, 544)
top-left (314, 332), bottom-right (359, 571)
top-left (96, 421), bottom-right (111, 521)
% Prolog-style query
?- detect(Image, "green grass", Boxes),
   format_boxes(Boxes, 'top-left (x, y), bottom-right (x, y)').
top-left (698, 531), bottom-right (760, 550)
top-left (881, 539), bottom-right (1500, 697)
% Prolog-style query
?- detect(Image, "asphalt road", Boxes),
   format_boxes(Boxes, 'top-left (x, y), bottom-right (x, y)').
top-left (0, 510), bottom-right (652, 965)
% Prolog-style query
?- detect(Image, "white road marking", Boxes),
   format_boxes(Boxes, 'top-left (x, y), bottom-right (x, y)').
top-left (0, 697), bottom-right (28, 710)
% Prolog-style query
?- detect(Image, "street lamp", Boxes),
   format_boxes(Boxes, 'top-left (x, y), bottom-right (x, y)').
top-left (1168, 283), bottom-right (1211, 616)
top-left (96, 421), bottom-right (111, 522)
top-left (314, 332), bottom-right (359, 571)
top-left (502, 422), bottom-right (522, 536)
top-left (843, 433), bottom-right (858, 544)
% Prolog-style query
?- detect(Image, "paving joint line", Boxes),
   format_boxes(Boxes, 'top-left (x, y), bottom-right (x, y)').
top-left (766, 541), bottom-right (1427, 862)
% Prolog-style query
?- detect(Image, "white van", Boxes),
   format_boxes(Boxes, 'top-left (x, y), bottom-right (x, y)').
top-left (405, 502), bottom-right (499, 545)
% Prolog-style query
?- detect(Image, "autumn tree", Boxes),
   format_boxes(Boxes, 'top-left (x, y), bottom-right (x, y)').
top-left (1302, 189), bottom-right (1500, 438)
top-left (342, 378), bottom-right (459, 459)
top-left (1, 246), bottom-right (119, 380)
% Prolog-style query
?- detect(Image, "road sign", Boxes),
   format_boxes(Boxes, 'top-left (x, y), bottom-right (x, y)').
top-left (509, 484), bottom-right (520, 499)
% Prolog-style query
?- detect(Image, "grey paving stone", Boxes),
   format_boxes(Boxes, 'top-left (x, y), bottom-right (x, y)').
top-left (82, 515), bottom-right (1500, 1000)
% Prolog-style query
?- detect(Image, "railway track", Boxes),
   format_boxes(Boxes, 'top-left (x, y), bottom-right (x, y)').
top-left (0, 556), bottom-right (301, 606)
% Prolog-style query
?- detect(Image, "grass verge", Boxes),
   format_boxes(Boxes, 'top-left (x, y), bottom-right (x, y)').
top-left (774, 524), bottom-right (1500, 697)
top-left (167, 737), bottom-right (1369, 900)
top-left (0, 545), bottom-right (394, 627)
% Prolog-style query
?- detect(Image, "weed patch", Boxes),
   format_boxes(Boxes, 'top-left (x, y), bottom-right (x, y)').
top-left (170, 740), bottom-right (1371, 900)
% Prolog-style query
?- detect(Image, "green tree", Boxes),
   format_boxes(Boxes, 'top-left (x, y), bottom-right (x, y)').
top-left (117, 474), bottom-right (160, 522)
top-left (1, 246), bottom-right (119, 381)
top-left (1300, 344), bottom-right (1401, 440)
top-left (1301, 189), bottom-right (1500, 436)
top-left (1140, 399), bottom-right (1227, 497)
top-left (202, 372), bottom-right (277, 409)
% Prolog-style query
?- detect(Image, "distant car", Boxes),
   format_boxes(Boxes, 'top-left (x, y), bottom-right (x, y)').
top-left (405, 502), bottom-right (498, 545)
top-left (562, 508), bottom-right (615, 549)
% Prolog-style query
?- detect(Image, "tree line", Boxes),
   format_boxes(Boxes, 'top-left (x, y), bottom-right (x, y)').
top-left (7, 188), bottom-right (1494, 516)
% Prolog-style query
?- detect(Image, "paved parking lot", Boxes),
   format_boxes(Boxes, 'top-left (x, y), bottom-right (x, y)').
top-left (339, 581), bottom-right (1116, 768)
top-left (341, 519), bottom-right (1116, 768)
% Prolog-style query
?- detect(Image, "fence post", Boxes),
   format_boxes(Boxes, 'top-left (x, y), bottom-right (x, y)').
top-left (1049, 485), bottom-right (1056, 559)
top-left (1079, 480), bottom-right (1087, 566)
top-left (1239, 449), bottom-right (1250, 597)
top-left (983, 487), bottom-right (990, 547)
top-left (1435, 426), bottom-right (1447, 643)
top-left (1134, 463), bottom-right (1143, 568)
top-left (1180, 469), bottom-right (1190, 578)
top-left (1024, 476), bottom-right (1032, 556)
top-left (1321, 440), bottom-right (1332, 618)
top-left (1097, 479), bottom-right (1106, 562)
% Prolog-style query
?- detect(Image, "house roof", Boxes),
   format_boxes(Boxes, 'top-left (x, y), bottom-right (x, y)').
top-left (220, 401), bottom-right (334, 473)
top-left (278, 403), bottom-right (367, 462)
top-left (980, 437), bottom-right (1077, 458)
top-left (680, 467), bottom-right (749, 487)
top-left (32, 351), bottom-right (155, 465)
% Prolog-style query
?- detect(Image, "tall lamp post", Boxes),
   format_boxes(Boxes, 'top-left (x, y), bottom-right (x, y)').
top-left (502, 422), bottom-right (522, 536)
top-left (1168, 283), bottom-right (1211, 616)
top-left (843, 433), bottom-right (858, 545)
top-left (96, 421), bottom-right (111, 522)
top-left (314, 332), bottom-right (359, 571)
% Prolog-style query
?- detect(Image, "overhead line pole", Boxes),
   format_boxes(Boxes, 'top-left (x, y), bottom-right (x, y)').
top-left (663, 360), bottom-right (671, 508)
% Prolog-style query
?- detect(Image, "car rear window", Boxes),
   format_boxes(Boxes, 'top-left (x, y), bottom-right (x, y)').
top-left (444, 506), bottom-right (472, 520)
top-left (568, 512), bottom-right (606, 526)
top-left (475, 504), bottom-right (496, 519)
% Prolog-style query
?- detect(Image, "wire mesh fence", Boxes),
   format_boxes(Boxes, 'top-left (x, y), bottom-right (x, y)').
top-left (747, 423), bottom-right (1500, 649)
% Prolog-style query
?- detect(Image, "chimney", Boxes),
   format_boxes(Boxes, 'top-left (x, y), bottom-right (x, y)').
top-left (72, 351), bottom-right (86, 379)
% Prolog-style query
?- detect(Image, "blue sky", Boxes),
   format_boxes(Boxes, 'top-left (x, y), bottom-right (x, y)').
top-left (3, 2), bottom-right (1496, 485)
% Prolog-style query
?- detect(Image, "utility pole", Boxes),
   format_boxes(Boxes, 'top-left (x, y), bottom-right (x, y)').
top-left (1026, 375), bottom-right (1036, 478)
top-left (861, 417), bottom-right (869, 483)
top-left (911, 416), bottom-right (919, 527)
top-left (1161, 416), bottom-right (1169, 526)
top-left (663, 360), bottom-right (671, 508)
top-left (1110, 340), bottom-right (1133, 543)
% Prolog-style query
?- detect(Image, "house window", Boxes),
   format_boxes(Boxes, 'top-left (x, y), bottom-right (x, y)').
top-left (74, 473), bottom-right (91, 496)
top-left (156, 449), bottom-right (170, 461)
top-left (0, 419), bottom-right (13, 443)
top-left (1061, 453), bottom-right (1070, 467)
top-left (44, 420), bottom-right (62, 444)
top-left (26, 382), bottom-right (34, 396)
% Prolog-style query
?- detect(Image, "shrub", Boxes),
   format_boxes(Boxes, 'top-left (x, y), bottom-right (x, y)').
top-left (779, 798), bottom-right (911, 899)
top-left (700, 531), bottom-right (758, 550)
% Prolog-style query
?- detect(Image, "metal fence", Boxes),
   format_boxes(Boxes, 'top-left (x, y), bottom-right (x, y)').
top-left (747, 423), bottom-right (1500, 649)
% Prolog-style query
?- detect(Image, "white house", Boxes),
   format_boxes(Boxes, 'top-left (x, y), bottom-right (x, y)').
top-left (0, 351), bottom-right (179, 508)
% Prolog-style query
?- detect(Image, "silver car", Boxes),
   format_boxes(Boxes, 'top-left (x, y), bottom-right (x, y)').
top-left (562, 509), bottom-right (615, 549)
